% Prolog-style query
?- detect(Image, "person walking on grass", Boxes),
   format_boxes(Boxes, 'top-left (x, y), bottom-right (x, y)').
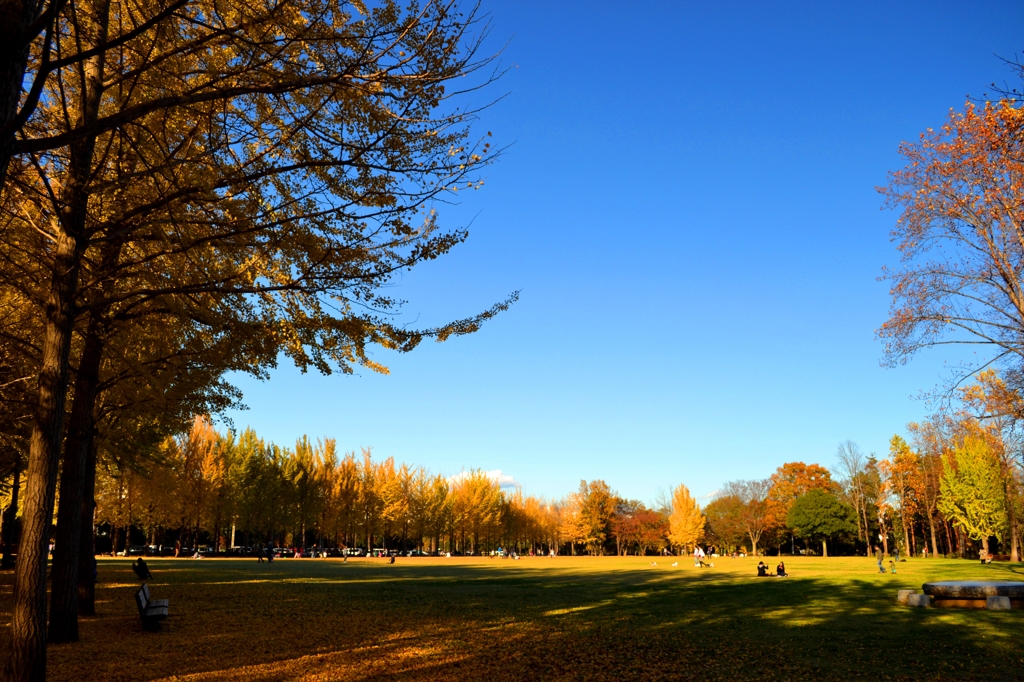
top-left (874, 545), bottom-right (885, 573)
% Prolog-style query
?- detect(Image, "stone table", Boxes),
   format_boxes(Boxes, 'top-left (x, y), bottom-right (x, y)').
top-left (921, 581), bottom-right (1024, 609)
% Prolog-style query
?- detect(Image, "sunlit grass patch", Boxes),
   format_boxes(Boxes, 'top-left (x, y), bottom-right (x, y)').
top-left (0, 555), bottom-right (1020, 680)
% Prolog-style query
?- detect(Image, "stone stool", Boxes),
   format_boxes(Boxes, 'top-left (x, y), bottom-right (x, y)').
top-left (897, 589), bottom-right (916, 605)
top-left (907, 594), bottom-right (932, 607)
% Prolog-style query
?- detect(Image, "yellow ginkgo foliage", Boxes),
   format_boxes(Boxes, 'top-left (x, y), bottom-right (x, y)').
top-left (668, 483), bottom-right (706, 552)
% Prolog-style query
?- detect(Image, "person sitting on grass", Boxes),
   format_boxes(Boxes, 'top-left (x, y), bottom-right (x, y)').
top-left (756, 561), bottom-right (772, 577)
top-left (776, 561), bottom-right (788, 577)
top-left (132, 557), bottom-right (152, 580)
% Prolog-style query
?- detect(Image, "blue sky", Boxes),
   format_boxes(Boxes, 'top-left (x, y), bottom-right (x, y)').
top-left (225, 0), bottom-right (1024, 504)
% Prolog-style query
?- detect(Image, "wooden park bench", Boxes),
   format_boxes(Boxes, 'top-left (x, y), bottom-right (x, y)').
top-left (135, 583), bottom-right (169, 631)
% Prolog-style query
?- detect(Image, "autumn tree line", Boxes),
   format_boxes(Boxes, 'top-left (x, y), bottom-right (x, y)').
top-left (76, 366), bottom-right (1024, 564)
top-left (704, 371), bottom-right (1023, 562)
top-left (85, 416), bottom-right (711, 558)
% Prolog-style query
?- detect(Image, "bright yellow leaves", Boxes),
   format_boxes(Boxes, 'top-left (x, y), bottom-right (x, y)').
top-left (668, 483), bottom-right (705, 551)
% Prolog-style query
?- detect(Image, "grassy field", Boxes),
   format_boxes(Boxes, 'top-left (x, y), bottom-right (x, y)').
top-left (1, 555), bottom-right (1022, 681)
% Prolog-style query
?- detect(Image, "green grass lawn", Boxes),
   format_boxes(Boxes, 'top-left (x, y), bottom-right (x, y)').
top-left (2, 555), bottom-right (1022, 681)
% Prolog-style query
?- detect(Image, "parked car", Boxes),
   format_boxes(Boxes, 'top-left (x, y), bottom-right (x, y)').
top-left (342, 547), bottom-right (366, 557)
top-left (369, 548), bottom-right (388, 558)
top-left (273, 547), bottom-right (295, 558)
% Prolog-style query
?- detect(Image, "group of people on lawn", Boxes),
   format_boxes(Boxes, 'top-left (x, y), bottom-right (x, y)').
top-left (687, 545), bottom-right (790, 576)
top-left (756, 560), bottom-right (788, 577)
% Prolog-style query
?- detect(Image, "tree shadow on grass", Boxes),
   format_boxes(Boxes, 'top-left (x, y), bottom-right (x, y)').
top-left (1, 559), bottom-right (1021, 681)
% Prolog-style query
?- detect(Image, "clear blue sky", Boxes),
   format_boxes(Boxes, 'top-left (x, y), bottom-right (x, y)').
top-left (225, 0), bottom-right (1024, 505)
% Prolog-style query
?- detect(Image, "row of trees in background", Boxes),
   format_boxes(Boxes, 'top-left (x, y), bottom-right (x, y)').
top-left (84, 416), bottom-right (707, 557)
top-left (702, 371), bottom-right (1024, 561)
top-left (65, 367), bottom-right (1021, 561)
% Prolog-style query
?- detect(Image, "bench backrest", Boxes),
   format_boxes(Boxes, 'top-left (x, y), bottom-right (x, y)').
top-left (141, 583), bottom-right (151, 603)
top-left (135, 586), bottom-right (148, 616)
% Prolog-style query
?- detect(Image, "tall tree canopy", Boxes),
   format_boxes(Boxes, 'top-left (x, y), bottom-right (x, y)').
top-left (938, 434), bottom-right (1006, 556)
top-left (0, 1), bottom-right (514, 678)
top-left (786, 489), bottom-right (856, 558)
top-left (879, 99), bottom-right (1024, 374)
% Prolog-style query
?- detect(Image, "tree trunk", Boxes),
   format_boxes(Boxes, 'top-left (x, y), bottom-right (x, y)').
top-left (76, 436), bottom-right (97, 616)
top-left (928, 513), bottom-right (938, 558)
top-left (7, 0), bottom-right (108, 674)
top-left (48, 317), bottom-right (103, 643)
top-left (6, 234), bottom-right (84, 681)
top-left (860, 506), bottom-right (870, 555)
top-left (822, 538), bottom-right (828, 558)
top-left (853, 500), bottom-right (864, 544)
top-left (1008, 498), bottom-right (1020, 562)
top-left (1, 459), bottom-right (21, 569)
top-left (901, 511), bottom-right (910, 561)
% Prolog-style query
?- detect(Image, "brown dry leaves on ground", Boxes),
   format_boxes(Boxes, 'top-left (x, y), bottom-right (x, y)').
top-left (0, 556), bottom-right (1021, 681)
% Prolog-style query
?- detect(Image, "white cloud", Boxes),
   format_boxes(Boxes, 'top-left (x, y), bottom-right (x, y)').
top-left (448, 469), bottom-right (519, 489)
top-left (701, 489), bottom-right (720, 500)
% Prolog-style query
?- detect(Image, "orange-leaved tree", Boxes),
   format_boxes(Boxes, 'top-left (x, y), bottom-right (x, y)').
top-left (721, 479), bottom-right (773, 556)
top-left (879, 100), bottom-right (1024, 371)
top-left (878, 436), bottom-right (921, 557)
top-left (767, 462), bottom-right (834, 524)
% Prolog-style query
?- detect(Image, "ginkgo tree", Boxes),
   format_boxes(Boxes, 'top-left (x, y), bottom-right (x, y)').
top-left (668, 483), bottom-right (705, 554)
top-left (938, 434), bottom-right (1006, 557)
top-left (1, 1), bottom-right (514, 679)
